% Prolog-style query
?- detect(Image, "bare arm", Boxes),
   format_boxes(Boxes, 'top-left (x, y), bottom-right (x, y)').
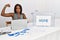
top-left (1, 4), bottom-right (14, 17)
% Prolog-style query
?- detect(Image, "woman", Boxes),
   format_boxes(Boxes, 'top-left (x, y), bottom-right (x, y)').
top-left (1, 4), bottom-right (27, 25)
top-left (1, 4), bottom-right (27, 20)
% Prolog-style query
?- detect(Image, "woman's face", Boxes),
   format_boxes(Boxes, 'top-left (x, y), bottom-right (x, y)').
top-left (16, 6), bottom-right (21, 14)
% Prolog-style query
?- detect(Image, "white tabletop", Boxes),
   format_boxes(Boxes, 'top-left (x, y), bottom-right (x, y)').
top-left (0, 23), bottom-right (60, 40)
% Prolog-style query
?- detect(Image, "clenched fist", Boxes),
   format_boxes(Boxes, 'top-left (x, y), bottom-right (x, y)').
top-left (5, 4), bottom-right (10, 8)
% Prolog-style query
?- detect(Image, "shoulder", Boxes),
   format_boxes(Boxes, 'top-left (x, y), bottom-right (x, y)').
top-left (22, 13), bottom-right (27, 19)
top-left (22, 13), bottom-right (25, 15)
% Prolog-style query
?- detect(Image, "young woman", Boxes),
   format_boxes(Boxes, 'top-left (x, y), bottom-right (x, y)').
top-left (1, 4), bottom-right (27, 25)
top-left (1, 4), bottom-right (27, 20)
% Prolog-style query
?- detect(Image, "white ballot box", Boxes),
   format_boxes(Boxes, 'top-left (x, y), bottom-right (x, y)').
top-left (32, 11), bottom-right (55, 27)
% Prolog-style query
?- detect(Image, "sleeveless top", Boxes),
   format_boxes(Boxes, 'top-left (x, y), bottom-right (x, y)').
top-left (13, 13), bottom-right (23, 20)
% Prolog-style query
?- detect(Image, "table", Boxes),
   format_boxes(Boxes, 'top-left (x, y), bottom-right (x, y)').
top-left (0, 23), bottom-right (60, 40)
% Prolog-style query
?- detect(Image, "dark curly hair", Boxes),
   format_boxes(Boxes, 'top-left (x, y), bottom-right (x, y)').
top-left (14, 4), bottom-right (22, 14)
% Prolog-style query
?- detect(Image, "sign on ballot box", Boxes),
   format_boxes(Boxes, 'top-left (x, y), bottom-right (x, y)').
top-left (36, 16), bottom-right (51, 27)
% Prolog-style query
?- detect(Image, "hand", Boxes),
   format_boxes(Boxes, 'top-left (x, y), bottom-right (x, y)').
top-left (5, 4), bottom-right (10, 7)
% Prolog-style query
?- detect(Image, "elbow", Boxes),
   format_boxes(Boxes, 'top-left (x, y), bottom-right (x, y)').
top-left (1, 13), bottom-right (4, 16)
top-left (1, 13), bottom-right (3, 16)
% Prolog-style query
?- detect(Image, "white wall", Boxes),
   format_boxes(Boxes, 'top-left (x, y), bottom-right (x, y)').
top-left (0, 0), bottom-right (60, 27)
top-left (0, 0), bottom-right (60, 16)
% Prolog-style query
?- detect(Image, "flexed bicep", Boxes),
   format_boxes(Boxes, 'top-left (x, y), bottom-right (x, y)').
top-left (1, 4), bottom-right (14, 17)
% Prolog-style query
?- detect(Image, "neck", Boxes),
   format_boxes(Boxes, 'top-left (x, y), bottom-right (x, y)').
top-left (17, 13), bottom-right (20, 14)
